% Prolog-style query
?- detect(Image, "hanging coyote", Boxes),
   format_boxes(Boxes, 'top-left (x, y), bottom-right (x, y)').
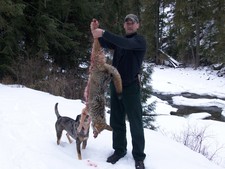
top-left (78, 19), bottom-right (122, 138)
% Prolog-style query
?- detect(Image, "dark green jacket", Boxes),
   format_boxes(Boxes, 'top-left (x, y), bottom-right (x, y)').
top-left (99, 31), bottom-right (146, 86)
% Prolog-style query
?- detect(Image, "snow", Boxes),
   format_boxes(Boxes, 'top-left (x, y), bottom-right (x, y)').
top-left (0, 65), bottom-right (225, 169)
top-left (151, 66), bottom-right (225, 168)
top-left (151, 66), bottom-right (225, 98)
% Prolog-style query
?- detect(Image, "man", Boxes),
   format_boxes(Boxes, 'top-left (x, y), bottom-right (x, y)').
top-left (91, 14), bottom-right (146, 169)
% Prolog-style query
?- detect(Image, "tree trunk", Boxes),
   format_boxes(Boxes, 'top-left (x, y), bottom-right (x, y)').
top-left (155, 0), bottom-right (160, 64)
top-left (195, 1), bottom-right (200, 68)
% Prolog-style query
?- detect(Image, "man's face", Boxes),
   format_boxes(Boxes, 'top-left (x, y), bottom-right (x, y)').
top-left (123, 19), bottom-right (139, 35)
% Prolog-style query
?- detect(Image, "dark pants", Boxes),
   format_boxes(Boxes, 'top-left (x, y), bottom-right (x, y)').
top-left (110, 81), bottom-right (146, 161)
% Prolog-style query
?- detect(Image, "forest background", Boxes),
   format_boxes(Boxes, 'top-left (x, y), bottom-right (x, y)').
top-left (0, 0), bottom-right (224, 103)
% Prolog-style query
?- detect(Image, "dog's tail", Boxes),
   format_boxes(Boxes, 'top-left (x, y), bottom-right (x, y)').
top-left (54, 103), bottom-right (61, 119)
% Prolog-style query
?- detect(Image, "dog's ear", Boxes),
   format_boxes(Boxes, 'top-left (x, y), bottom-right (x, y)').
top-left (75, 114), bottom-right (81, 122)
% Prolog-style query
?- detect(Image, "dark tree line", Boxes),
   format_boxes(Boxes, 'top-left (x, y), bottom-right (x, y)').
top-left (141, 0), bottom-right (225, 68)
top-left (0, 0), bottom-right (224, 99)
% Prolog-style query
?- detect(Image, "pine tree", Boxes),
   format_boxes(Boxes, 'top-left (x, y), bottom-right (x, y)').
top-left (211, 0), bottom-right (225, 62)
top-left (141, 0), bottom-right (158, 61)
top-left (173, 0), bottom-right (225, 66)
top-left (0, 0), bottom-right (25, 80)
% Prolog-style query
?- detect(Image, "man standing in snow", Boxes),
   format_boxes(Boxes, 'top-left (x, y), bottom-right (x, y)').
top-left (91, 14), bottom-right (146, 169)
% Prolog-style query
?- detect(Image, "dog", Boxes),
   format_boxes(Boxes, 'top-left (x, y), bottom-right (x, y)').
top-left (78, 19), bottom-right (122, 138)
top-left (54, 103), bottom-right (91, 160)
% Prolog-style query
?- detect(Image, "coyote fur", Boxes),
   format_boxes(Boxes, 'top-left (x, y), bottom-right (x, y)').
top-left (78, 19), bottom-right (122, 138)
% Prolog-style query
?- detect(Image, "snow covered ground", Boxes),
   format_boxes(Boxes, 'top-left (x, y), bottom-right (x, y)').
top-left (0, 65), bottom-right (225, 169)
top-left (150, 66), bottom-right (225, 168)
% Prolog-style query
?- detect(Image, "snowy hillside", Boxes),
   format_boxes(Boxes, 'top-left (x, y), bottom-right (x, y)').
top-left (0, 65), bottom-right (225, 169)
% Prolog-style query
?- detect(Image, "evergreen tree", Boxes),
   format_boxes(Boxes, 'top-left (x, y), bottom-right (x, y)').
top-left (141, 0), bottom-right (158, 61)
top-left (210, 0), bottom-right (225, 63)
top-left (0, 0), bottom-right (25, 80)
top-left (173, 0), bottom-right (225, 66)
top-left (99, 0), bottom-right (131, 34)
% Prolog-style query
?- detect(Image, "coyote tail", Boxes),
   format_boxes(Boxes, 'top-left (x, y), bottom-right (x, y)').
top-left (104, 64), bottom-right (122, 94)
